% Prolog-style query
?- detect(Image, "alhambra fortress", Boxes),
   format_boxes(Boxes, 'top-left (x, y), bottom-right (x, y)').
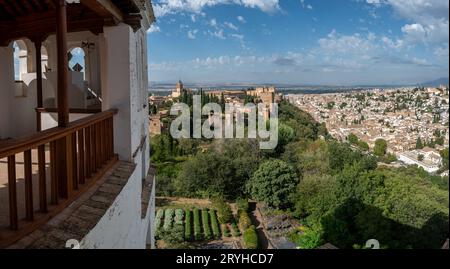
top-left (149, 80), bottom-right (283, 136)
top-left (0, 0), bottom-right (155, 248)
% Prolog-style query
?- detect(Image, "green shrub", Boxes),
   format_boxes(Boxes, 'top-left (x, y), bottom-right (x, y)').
top-left (239, 212), bottom-right (252, 231)
top-left (175, 209), bottom-right (184, 225)
top-left (159, 224), bottom-right (186, 249)
top-left (231, 223), bottom-right (240, 237)
top-left (210, 209), bottom-right (221, 238)
top-left (163, 209), bottom-right (174, 231)
top-left (156, 209), bottom-right (164, 219)
top-left (184, 210), bottom-right (192, 241)
top-left (212, 197), bottom-right (233, 224)
top-left (193, 208), bottom-right (202, 241)
top-left (297, 226), bottom-right (324, 249)
top-left (236, 198), bottom-right (249, 214)
top-left (155, 209), bottom-right (164, 229)
top-left (243, 225), bottom-right (258, 249)
top-left (155, 209), bottom-right (164, 238)
top-left (222, 224), bottom-right (230, 237)
top-left (202, 209), bottom-right (212, 240)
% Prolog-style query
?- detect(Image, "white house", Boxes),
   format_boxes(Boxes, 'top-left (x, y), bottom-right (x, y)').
top-left (0, 0), bottom-right (156, 249)
top-left (398, 147), bottom-right (443, 173)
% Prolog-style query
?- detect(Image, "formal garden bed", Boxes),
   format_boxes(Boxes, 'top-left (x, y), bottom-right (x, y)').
top-left (155, 197), bottom-right (259, 249)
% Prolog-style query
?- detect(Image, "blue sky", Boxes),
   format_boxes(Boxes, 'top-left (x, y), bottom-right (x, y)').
top-left (147, 0), bottom-right (449, 85)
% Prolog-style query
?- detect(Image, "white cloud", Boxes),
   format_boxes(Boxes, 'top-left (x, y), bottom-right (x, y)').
top-left (209, 18), bottom-right (218, 27)
top-left (300, 0), bottom-right (313, 10)
top-left (230, 33), bottom-right (248, 49)
top-left (188, 29), bottom-right (198, 39)
top-left (381, 36), bottom-right (404, 49)
top-left (147, 24), bottom-right (161, 33)
top-left (153, 0), bottom-right (280, 18)
top-left (237, 15), bottom-right (246, 23)
top-left (317, 30), bottom-right (376, 55)
top-left (210, 29), bottom-right (225, 39)
top-left (224, 22), bottom-right (239, 31)
top-left (366, 0), bottom-right (449, 45)
top-left (434, 44), bottom-right (449, 58)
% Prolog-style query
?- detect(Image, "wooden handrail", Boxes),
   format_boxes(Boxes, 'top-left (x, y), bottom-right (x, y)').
top-left (0, 109), bottom-right (117, 159)
top-left (35, 107), bottom-right (102, 114)
top-left (0, 108), bottom-right (118, 247)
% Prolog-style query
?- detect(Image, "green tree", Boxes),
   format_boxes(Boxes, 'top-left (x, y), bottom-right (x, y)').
top-left (374, 139), bottom-right (387, 157)
top-left (416, 137), bottom-right (424, 149)
top-left (357, 140), bottom-right (369, 151)
top-left (212, 197), bottom-right (233, 224)
top-left (246, 160), bottom-right (298, 208)
top-left (348, 133), bottom-right (359, 145)
top-left (440, 148), bottom-right (449, 170)
top-left (176, 139), bottom-right (260, 199)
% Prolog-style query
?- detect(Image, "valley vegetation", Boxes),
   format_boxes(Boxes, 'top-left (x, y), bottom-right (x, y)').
top-left (151, 96), bottom-right (449, 249)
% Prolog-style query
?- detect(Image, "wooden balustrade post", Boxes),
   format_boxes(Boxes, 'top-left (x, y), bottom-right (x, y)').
top-left (24, 150), bottom-right (34, 221)
top-left (38, 145), bottom-right (47, 212)
top-left (85, 126), bottom-right (92, 178)
top-left (110, 117), bottom-right (115, 158)
top-left (71, 132), bottom-right (78, 190)
top-left (91, 125), bottom-right (97, 172)
top-left (78, 129), bottom-right (86, 184)
top-left (50, 141), bottom-right (58, 205)
top-left (7, 156), bottom-right (18, 230)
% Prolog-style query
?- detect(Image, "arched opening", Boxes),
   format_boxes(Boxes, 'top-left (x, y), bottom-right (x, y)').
top-left (68, 47), bottom-right (85, 79)
top-left (41, 45), bottom-right (49, 73)
top-left (12, 40), bottom-right (29, 81)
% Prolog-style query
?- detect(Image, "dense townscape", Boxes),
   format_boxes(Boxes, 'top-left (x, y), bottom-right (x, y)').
top-left (289, 87), bottom-right (449, 174)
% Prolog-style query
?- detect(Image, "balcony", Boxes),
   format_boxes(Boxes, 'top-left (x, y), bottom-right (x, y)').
top-left (0, 109), bottom-right (119, 247)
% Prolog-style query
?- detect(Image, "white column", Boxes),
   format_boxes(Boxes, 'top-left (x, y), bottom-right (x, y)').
top-left (100, 24), bottom-right (134, 161)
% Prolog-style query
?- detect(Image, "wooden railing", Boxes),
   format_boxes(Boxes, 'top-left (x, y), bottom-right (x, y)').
top-left (0, 109), bottom-right (118, 247)
top-left (35, 108), bottom-right (102, 114)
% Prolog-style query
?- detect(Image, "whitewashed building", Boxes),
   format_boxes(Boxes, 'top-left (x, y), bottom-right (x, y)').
top-left (398, 147), bottom-right (443, 173)
top-left (0, 0), bottom-right (156, 249)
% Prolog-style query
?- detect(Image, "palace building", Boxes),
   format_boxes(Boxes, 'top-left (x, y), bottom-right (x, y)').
top-left (0, 0), bottom-right (156, 249)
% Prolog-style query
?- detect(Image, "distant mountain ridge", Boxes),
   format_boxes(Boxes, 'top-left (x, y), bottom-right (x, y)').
top-left (419, 77), bottom-right (449, 87)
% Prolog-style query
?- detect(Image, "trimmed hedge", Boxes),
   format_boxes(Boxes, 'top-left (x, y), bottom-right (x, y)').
top-left (243, 225), bottom-right (258, 249)
top-left (193, 208), bottom-right (202, 241)
top-left (202, 209), bottom-right (212, 240)
top-left (155, 209), bottom-right (164, 230)
top-left (175, 209), bottom-right (184, 225)
top-left (231, 222), bottom-right (241, 237)
top-left (221, 224), bottom-right (230, 237)
top-left (236, 198), bottom-right (249, 214)
top-left (209, 210), bottom-right (221, 239)
top-left (238, 212), bottom-right (252, 232)
top-left (163, 209), bottom-right (174, 231)
top-left (184, 209), bottom-right (192, 241)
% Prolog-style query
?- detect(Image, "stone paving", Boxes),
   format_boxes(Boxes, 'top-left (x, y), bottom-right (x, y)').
top-left (7, 161), bottom-right (136, 249)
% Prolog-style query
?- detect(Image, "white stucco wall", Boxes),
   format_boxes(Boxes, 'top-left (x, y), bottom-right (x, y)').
top-left (79, 23), bottom-right (153, 249)
top-left (80, 154), bottom-right (154, 249)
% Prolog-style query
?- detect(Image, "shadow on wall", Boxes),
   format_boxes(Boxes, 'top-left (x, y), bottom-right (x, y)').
top-left (320, 199), bottom-right (449, 249)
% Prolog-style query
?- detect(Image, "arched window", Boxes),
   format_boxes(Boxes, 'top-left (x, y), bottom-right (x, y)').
top-left (41, 45), bottom-right (49, 72)
top-left (12, 40), bottom-right (29, 81)
top-left (68, 47), bottom-right (85, 78)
